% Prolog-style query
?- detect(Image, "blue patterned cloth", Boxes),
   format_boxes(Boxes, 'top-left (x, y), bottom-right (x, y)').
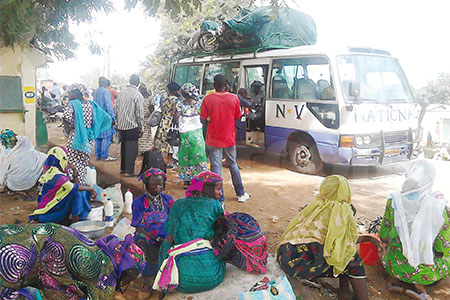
top-left (71, 99), bottom-right (112, 154)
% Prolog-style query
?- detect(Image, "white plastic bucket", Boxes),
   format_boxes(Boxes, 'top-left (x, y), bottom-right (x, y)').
top-left (87, 201), bottom-right (104, 221)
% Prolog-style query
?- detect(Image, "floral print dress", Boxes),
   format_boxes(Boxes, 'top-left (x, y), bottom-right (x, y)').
top-left (176, 100), bottom-right (208, 182)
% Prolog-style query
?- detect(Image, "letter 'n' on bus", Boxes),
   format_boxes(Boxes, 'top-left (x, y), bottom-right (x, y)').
top-left (276, 104), bottom-right (285, 118)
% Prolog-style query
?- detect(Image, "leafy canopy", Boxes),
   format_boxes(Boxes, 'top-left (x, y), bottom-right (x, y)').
top-left (0, 0), bottom-right (114, 60)
top-left (423, 72), bottom-right (450, 104)
top-left (139, 0), bottom-right (255, 92)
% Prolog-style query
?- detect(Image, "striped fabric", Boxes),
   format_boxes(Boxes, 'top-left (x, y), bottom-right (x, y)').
top-left (114, 85), bottom-right (144, 131)
top-left (95, 137), bottom-right (112, 160)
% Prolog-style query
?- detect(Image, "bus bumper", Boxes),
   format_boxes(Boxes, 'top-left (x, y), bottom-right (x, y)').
top-left (336, 144), bottom-right (420, 166)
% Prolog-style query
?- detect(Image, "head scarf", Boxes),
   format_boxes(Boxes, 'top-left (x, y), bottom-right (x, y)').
top-left (68, 83), bottom-right (89, 98)
top-left (138, 168), bottom-right (167, 183)
top-left (43, 146), bottom-right (69, 174)
top-left (180, 83), bottom-right (200, 100)
top-left (278, 175), bottom-right (358, 277)
top-left (0, 136), bottom-right (47, 191)
top-left (391, 160), bottom-right (447, 267)
top-left (186, 171), bottom-right (223, 197)
top-left (0, 129), bottom-right (17, 149)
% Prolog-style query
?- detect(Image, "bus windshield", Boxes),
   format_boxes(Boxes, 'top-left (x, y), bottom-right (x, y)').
top-left (337, 55), bottom-right (413, 103)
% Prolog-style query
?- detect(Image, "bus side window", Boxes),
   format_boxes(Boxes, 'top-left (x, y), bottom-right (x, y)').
top-left (202, 62), bottom-right (240, 94)
top-left (174, 65), bottom-right (201, 88)
top-left (271, 57), bottom-right (335, 101)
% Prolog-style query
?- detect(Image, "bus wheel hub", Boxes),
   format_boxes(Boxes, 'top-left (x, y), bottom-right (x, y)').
top-left (296, 145), bottom-right (311, 168)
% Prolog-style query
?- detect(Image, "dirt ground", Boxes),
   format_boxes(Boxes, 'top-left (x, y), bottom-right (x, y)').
top-left (0, 124), bottom-right (449, 300)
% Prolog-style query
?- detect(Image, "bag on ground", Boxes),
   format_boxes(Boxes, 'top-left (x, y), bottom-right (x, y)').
top-left (102, 183), bottom-right (124, 222)
top-left (140, 148), bottom-right (167, 175)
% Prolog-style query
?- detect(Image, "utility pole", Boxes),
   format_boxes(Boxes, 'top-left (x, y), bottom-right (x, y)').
top-left (107, 45), bottom-right (111, 79)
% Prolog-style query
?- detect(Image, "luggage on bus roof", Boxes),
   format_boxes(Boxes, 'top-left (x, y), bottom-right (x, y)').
top-left (224, 6), bottom-right (317, 49)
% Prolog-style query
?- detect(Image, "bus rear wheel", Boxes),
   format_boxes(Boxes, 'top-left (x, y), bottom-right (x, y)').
top-left (288, 139), bottom-right (323, 175)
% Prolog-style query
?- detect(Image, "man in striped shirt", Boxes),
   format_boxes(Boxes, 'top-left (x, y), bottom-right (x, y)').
top-left (114, 74), bottom-right (144, 176)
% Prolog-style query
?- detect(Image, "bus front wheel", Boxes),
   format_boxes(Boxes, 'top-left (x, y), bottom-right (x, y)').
top-left (289, 140), bottom-right (323, 175)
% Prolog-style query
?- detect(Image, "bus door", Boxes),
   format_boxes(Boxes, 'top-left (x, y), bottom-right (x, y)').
top-left (241, 59), bottom-right (270, 146)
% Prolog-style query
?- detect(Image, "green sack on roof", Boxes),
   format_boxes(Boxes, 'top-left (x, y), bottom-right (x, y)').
top-left (224, 6), bottom-right (317, 49)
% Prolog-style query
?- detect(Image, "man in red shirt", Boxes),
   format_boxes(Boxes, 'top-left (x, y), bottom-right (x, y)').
top-left (201, 75), bottom-right (250, 203)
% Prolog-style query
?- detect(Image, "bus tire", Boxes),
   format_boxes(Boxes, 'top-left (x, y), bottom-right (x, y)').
top-left (198, 32), bottom-right (218, 52)
top-left (288, 139), bottom-right (324, 175)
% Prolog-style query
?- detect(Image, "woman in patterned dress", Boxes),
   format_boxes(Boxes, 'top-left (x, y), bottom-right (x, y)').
top-left (379, 160), bottom-right (450, 300)
top-left (176, 83), bottom-right (208, 189)
top-left (277, 175), bottom-right (380, 300)
top-left (29, 146), bottom-right (97, 224)
top-left (138, 84), bottom-right (154, 154)
top-left (63, 84), bottom-right (111, 185)
top-left (153, 82), bottom-right (180, 168)
top-left (0, 223), bottom-right (145, 300)
top-left (131, 168), bottom-right (174, 299)
top-left (212, 212), bottom-right (268, 274)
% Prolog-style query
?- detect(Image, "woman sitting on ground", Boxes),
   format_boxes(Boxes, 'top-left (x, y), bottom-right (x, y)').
top-left (131, 168), bottom-right (174, 299)
top-left (212, 212), bottom-right (268, 274)
top-left (0, 135), bottom-right (47, 192)
top-left (0, 223), bottom-right (145, 300)
top-left (379, 160), bottom-right (450, 300)
top-left (153, 171), bottom-right (225, 295)
top-left (29, 146), bottom-right (97, 224)
top-left (0, 129), bottom-right (18, 170)
top-left (277, 175), bottom-right (380, 300)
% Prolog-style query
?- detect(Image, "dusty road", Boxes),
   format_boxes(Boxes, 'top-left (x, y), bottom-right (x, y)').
top-left (1, 124), bottom-right (449, 300)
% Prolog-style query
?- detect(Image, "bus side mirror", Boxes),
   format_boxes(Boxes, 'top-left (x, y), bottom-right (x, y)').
top-left (349, 81), bottom-right (363, 104)
top-left (349, 81), bottom-right (360, 98)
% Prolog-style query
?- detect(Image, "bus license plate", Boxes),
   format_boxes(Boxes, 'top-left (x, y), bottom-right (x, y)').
top-left (385, 148), bottom-right (403, 157)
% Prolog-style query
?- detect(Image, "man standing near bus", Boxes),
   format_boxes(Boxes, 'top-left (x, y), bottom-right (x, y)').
top-left (201, 74), bottom-right (251, 203)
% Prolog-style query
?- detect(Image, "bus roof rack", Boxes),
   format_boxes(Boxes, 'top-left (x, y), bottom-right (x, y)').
top-left (178, 45), bottom-right (290, 62)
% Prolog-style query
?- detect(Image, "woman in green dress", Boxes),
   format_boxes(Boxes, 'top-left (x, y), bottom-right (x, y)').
top-left (153, 171), bottom-right (225, 295)
top-left (175, 83), bottom-right (208, 189)
top-left (379, 160), bottom-right (450, 300)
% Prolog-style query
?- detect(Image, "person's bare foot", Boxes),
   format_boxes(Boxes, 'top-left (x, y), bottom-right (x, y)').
top-left (387, 282), bottom-right (424, 300)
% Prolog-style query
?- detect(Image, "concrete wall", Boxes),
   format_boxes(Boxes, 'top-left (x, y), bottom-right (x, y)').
top-left (0, 46), bottom-right (50, 146)
top-left (421, 106), bottom-right (450, 145)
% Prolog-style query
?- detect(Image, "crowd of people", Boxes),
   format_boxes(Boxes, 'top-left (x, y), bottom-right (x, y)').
top-left (0, 75), bottom-right (449, 300)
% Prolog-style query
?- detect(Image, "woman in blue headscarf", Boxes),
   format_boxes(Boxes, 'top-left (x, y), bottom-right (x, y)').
top-left (63, 84), bottom-right (111, 185)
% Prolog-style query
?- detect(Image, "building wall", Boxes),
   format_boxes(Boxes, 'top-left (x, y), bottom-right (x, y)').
top-left (0, 46), bottom-right (49, 146)
top-left (421, 107), bottom-right (450, 145)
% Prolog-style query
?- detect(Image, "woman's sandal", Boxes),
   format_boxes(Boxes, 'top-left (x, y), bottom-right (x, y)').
top-left (387, 282), bottom-right (431, 300)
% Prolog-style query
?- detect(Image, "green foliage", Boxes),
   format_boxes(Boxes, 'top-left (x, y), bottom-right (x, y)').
top-left (139, 0), bottom-right (253, 92)
top-left (0, 0), bottom-right (113, 60)
top-left (423, 72), bottom-right (450, 104)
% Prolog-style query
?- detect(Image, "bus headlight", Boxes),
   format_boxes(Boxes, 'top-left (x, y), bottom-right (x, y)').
top-left (355, 136), bottom-right (364, 146)
top-left (353, 134), bottom-right (381, 148)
